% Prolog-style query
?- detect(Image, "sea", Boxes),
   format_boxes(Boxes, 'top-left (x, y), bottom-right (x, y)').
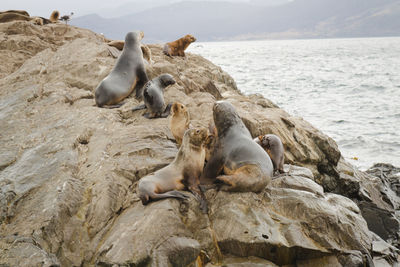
top-left (187, 37), bottom-right (400, 170)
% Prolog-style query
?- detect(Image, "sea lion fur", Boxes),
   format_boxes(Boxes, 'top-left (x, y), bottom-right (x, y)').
top-left (169, 102), bottom-right (190, 145)
top-left (95, 31), bottom-right (148, 108)
top-left (107, 41), bottom-right (152, 63)
top-left (138, 127), bottom-right (209, 212)
top-left (163, 34), bottom-right (196, 57)
top-left (50, 10), bottom-right (59, 23)
top-left (202, 101), bottom-right (273, 192)
top-left (255, 134), bottom-right (285, 174)
top-left (132, 73), bottom-right (175, 118)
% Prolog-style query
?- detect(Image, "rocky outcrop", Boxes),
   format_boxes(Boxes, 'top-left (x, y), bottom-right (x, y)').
top-left (0, 20), bottom-right (399, 266)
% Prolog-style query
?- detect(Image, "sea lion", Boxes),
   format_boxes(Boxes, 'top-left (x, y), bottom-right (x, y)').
top-left (32, 17), bottom-right (44, 26)
top-left (163, 34), bottom-right (196, 57)
top-left (138, 127), bottom-right (208, 211)
top-left (202, 101), bottom-right (273, 192)
top-left (254, 134), bottom-right (285, 174)
top-left (107, 40), bottom-right (152, 63)
top-left (169, 102), bottom-right (190, 145)
top-left (49, 10), bottom-right (59, 23)
top-left (107, 40), bottom-right (124, 50)
top-left (95, 31), bottom-right (148, 108)
top-left (132, 74), bottom-right (175, 118)
top-left (205, 122), bottom-right (217, 162)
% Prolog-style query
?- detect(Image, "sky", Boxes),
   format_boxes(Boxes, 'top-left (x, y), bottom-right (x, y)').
top-left (1, 0), bottom-right (252, 18)
top-left (1, 0), bottom-right (134, 18)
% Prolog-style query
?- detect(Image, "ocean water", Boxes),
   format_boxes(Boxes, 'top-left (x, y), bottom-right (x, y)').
top-left (187, 37), bottom-right (400, 170)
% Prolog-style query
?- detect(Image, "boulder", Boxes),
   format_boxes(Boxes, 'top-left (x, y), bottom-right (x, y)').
top-left (0, 19), bottom-right (399, 266)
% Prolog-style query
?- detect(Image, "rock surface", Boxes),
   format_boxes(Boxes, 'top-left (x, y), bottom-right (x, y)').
top-left (0, 20), bottom-right (399, 266)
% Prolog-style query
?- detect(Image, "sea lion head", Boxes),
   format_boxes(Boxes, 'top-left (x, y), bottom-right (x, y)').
top-left (260, 135), bottom-right (270, 148)
top-left (261, 134), bottom-right (280, 149)
top-left (213, 101), bottom-right (242, 136)
top-left (183, 127), bottom-right (208, 148)
top-left (158, 73), bottom-right (176, 88)
top-left (185, 34), bottom-right (197, 43)
top-left (125, 31), bottom-right (144, 45)
top-left (171, 102), bottom-right (187, 116)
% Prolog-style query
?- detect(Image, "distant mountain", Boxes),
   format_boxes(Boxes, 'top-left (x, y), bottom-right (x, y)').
top-left (96, 0), bottom-right (290, 18)
top-left (72, 0), bottom-right (400, 42)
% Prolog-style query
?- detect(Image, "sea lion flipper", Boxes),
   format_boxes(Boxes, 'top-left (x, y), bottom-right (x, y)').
top-left (188, 186), bottom-right (208, 213)
top-left (143, 112), bottom-right (151, 119)
top-left (160, 103), bottom-right (172, 118)
top-left (132, 104), bottom-right (146, 112)
top-left (152, 190), bottom-right (189, 201)
top-left (103, 102), bottom-right (125, 109)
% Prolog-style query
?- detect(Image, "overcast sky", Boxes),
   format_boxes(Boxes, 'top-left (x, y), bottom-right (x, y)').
top-left (2, 0), bottom-right (252, 18)
top-left (2, 0), bottom-right (136, 17)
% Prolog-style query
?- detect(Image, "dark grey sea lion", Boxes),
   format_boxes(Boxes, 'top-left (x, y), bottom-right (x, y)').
top-left (132, 74), bottom-right (175, 119)
top-left (95, 31), bottom-right (148, 108)
top-left (202, 101), bottom-right (273, 192)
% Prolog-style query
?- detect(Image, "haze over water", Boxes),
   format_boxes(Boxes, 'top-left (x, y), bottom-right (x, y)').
top-left (188, 37), bottom-right (400, 170)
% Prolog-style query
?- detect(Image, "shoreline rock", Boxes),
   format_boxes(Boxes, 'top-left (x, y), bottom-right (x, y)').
top-left (0, 19), bottom-right (399, 266)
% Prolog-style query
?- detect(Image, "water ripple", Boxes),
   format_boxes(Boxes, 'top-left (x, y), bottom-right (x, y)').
top-left (188, 37), bottom-right (400, 170)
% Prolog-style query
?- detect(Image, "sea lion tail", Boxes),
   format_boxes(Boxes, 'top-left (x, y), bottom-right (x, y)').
top-left (151, 190), bottom-right (189, 201)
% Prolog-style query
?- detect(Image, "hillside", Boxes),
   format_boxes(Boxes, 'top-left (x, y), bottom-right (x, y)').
top-left (72, 0), bottom-right (400, 41)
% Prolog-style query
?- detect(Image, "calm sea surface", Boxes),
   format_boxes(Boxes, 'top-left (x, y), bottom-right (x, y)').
top-left (187, 37), bottom-right (400, 170)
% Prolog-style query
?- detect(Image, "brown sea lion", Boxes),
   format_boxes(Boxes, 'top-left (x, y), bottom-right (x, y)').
top-left (32, 17), bottom-right (44, 26)
top-left (169, 102), bottom-right (190, 145)
top-left (132, 74), bottom-right (175, 118)
top-left (107, 40), bottom-right (152, 63)
top-left (107, 40), bottom-right (124, 50)
top-left (49, 10), bottom-right (59, 23)
top-left (95, 31), bottom-right (148, 108)
top-left (163, 34), bottom-right (196, 57)
top-left (202, 101), bottom-right (273, 192)
top-left (138, 127), bottom-right (208, 212)
top-left (254, 134), bottom-right (285, 174)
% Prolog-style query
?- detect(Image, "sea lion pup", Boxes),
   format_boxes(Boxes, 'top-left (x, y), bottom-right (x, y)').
top-left (255, 134), bottom-right (285, 174)
top-left (49, 10), bottom-right (59, 23)
top-left (169, 102), bottom-right (190, 145)
top-left (95, 31), bottom-right (149, 108)
top-left (132, 74), bottom-right (175, 118)
top-left (202, 101), bottom-right (274, 192)
top-left (138, 127), bottom-right (209, 212)
top-left (163, 34), bottom-right (196, 57)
